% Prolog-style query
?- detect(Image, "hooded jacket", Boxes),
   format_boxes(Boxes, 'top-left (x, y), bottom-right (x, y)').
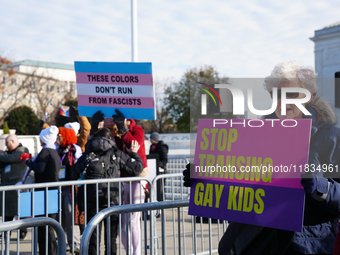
top-left (71, 136), bottom-right (143, 206)
top-left (115, 119), bottom-right (147, 168)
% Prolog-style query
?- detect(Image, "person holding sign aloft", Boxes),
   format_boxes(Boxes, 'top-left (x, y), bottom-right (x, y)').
top-left (262, 62), bottom-right (340, 255)
top-left (104, 109), bottom-right (148, 255)
top-left (185, 61), bottom-right (340, 255)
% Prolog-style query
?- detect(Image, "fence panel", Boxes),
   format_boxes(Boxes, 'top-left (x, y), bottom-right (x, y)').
top-left (0, 177), bottom-right (151, 255)
top-left (165, 156), bottom-right (190, 200)
top-left (0, 159), bottom-right (227, 255)
top-left (0, 217), bottom-right (66, 255)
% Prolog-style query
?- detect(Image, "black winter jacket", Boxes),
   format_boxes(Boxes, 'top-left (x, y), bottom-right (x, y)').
top-left (25, 147), bottom-right (60, 184)
top-left (71, 137), bottom-right (143, 206)
top-left (149, 141), bottom-right (168, 173)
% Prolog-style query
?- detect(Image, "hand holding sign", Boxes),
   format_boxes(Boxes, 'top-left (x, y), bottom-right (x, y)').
top-left (301, 173), bottom-right (329, 195)
top-left (90, 110), bottom-right (104, 135)
top-left (183, 163), bottom-right (192, 187)
top-left (301, 173), bottom-right (317, 194)
top-left (112, 109), bottom-right (129, 136)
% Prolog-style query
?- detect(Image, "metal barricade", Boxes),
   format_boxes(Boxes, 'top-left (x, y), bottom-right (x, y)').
top-left (0, 177), bottom-right (152, 255)
top-left (0, 163), bottom-right (227, 255)
top-left (151, 174), bottom-right (228, 255)
top-left (80, 199), bottom-right (228, 255)
top-left (81, 200), bottom-right (189, 255)
top-left (0, 217), bottom-right (66, 255)
top-left (165, 156), bottom-right (190, 200)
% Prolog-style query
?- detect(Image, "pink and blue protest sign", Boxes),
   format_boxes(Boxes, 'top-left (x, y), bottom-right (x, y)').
top-left (74, 61), bottom-right (155, 119)
top-left (188, 118), bottom-right (312, 232)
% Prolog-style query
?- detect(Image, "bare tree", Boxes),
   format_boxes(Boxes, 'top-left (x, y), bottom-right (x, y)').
top-left (0, 60), bottom-right (70, 124)
top-left (143, 77), bottom-right (177, 133)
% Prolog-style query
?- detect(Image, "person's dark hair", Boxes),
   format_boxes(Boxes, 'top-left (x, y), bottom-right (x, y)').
top-left (92, 127), bottom-right (111, 139)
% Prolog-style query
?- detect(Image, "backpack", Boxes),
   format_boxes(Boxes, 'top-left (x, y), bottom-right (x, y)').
top-left (77, 148), bottom-right (119, 202)
top-left (80, 149), bottom-right (116, 180)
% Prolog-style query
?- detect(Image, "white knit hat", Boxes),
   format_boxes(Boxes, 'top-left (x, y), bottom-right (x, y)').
top-left (40, 125), bottom-right (59, 145)
top-left (64, 122), bottom-right (80, 135)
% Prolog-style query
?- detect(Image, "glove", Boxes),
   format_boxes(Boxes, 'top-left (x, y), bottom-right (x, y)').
top-left (20, 153), bottom-right (32, 162)
top-left (183, 163), bottom-right (192, 187)
top-left (112, 109), bottom-right (128, 135)
top-left (301, 173), bottom-right (317, 194)
top-left (90, 110), bottom-right (104, 135)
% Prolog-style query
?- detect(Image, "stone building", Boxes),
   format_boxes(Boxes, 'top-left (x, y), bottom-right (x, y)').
top-left (0, 59), bottom-right (76, 124)
top-left (310, 21), bottom-right (340, 126)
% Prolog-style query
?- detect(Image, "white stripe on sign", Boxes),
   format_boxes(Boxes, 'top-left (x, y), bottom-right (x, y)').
top-left (77, 83), bottom-right (154, 98)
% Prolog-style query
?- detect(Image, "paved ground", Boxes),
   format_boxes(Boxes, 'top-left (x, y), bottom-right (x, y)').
top-left (0, 208), bottom-right (226, 255)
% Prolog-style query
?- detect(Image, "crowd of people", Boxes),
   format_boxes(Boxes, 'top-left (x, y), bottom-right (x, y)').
top-left (2, 60), bottom-right (340, 255)
top-left (0, 106), bottom-right (169, 255)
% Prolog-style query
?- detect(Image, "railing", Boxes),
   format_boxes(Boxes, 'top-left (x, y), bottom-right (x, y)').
top-left (80, 200), bottom-right (190, 255)
top-left (0, 177), bottom-right (152, 255)
top-left (165, 156), bottom-right (190, 199)
top-left (0, 157), bottom-right (227, 255)
top-left (0, 217), bottom-right (66, 255)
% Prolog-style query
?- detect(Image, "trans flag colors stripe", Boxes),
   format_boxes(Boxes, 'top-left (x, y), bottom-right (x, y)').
top-left (74, 61), bottom-right (155, 120)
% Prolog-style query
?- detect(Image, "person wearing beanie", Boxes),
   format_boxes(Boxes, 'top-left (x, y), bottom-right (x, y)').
top-left (42, 119), bottom-right (89, 153)
top-left (150, 132), bottom-right (159, 143)
top-left (20, 125), bottom-right (60, 255)
top-left (64, 122), bottom-right (80, 136)
top-left (39, 125), bottom-right (59, 147)
top-left (149, 132), bottom-right (169, 202)
top-left (39, 105), bottom-right (91, 153)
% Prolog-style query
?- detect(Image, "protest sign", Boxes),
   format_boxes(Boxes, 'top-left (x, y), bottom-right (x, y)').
top-left (74, 61), bottom-right (155, 119)
top-left (188, 118), bottom-right (312, 232)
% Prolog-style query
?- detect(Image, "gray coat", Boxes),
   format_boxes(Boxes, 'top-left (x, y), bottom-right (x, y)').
top-left (0, 144), bottom-right (29, 218)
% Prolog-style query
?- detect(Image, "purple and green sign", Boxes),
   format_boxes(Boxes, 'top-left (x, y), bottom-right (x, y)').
top-left (188, 118), bottom-right (312, 232)
top-left (74, 61), bottom-right (155, 120)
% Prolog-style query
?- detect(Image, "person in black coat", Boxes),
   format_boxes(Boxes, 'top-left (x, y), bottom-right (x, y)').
top-left (71, 127), bottom-right (143, 255)
top-left (149, 132), bottom-right (169, 201)
top-left (0, 135), bottom-right (29, 240)
top-left (21, 125), bottom-right (60, 255)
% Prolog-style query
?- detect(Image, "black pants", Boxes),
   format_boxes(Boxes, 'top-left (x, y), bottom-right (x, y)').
top-left (157, 177), bottom-right (166, 201)
top-left (38, 213), bottom-right (58, 255)
top-left (87, 203), bottom-right (119, 255)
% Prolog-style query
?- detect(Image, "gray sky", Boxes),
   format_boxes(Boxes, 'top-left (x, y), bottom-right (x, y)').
top-left (1, 0), bottom-right (339, 82)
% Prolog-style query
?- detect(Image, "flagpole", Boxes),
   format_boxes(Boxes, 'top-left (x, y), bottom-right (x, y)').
top-left (131, 0), bottom-right (138, 62)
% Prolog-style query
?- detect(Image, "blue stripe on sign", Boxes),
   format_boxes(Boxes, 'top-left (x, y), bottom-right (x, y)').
top-left (74, 62), bottom-right (152, 74)
top-left (78, 106), bottom-right (156, 120)
top-left (20, 190), bottom-right (59, 217)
